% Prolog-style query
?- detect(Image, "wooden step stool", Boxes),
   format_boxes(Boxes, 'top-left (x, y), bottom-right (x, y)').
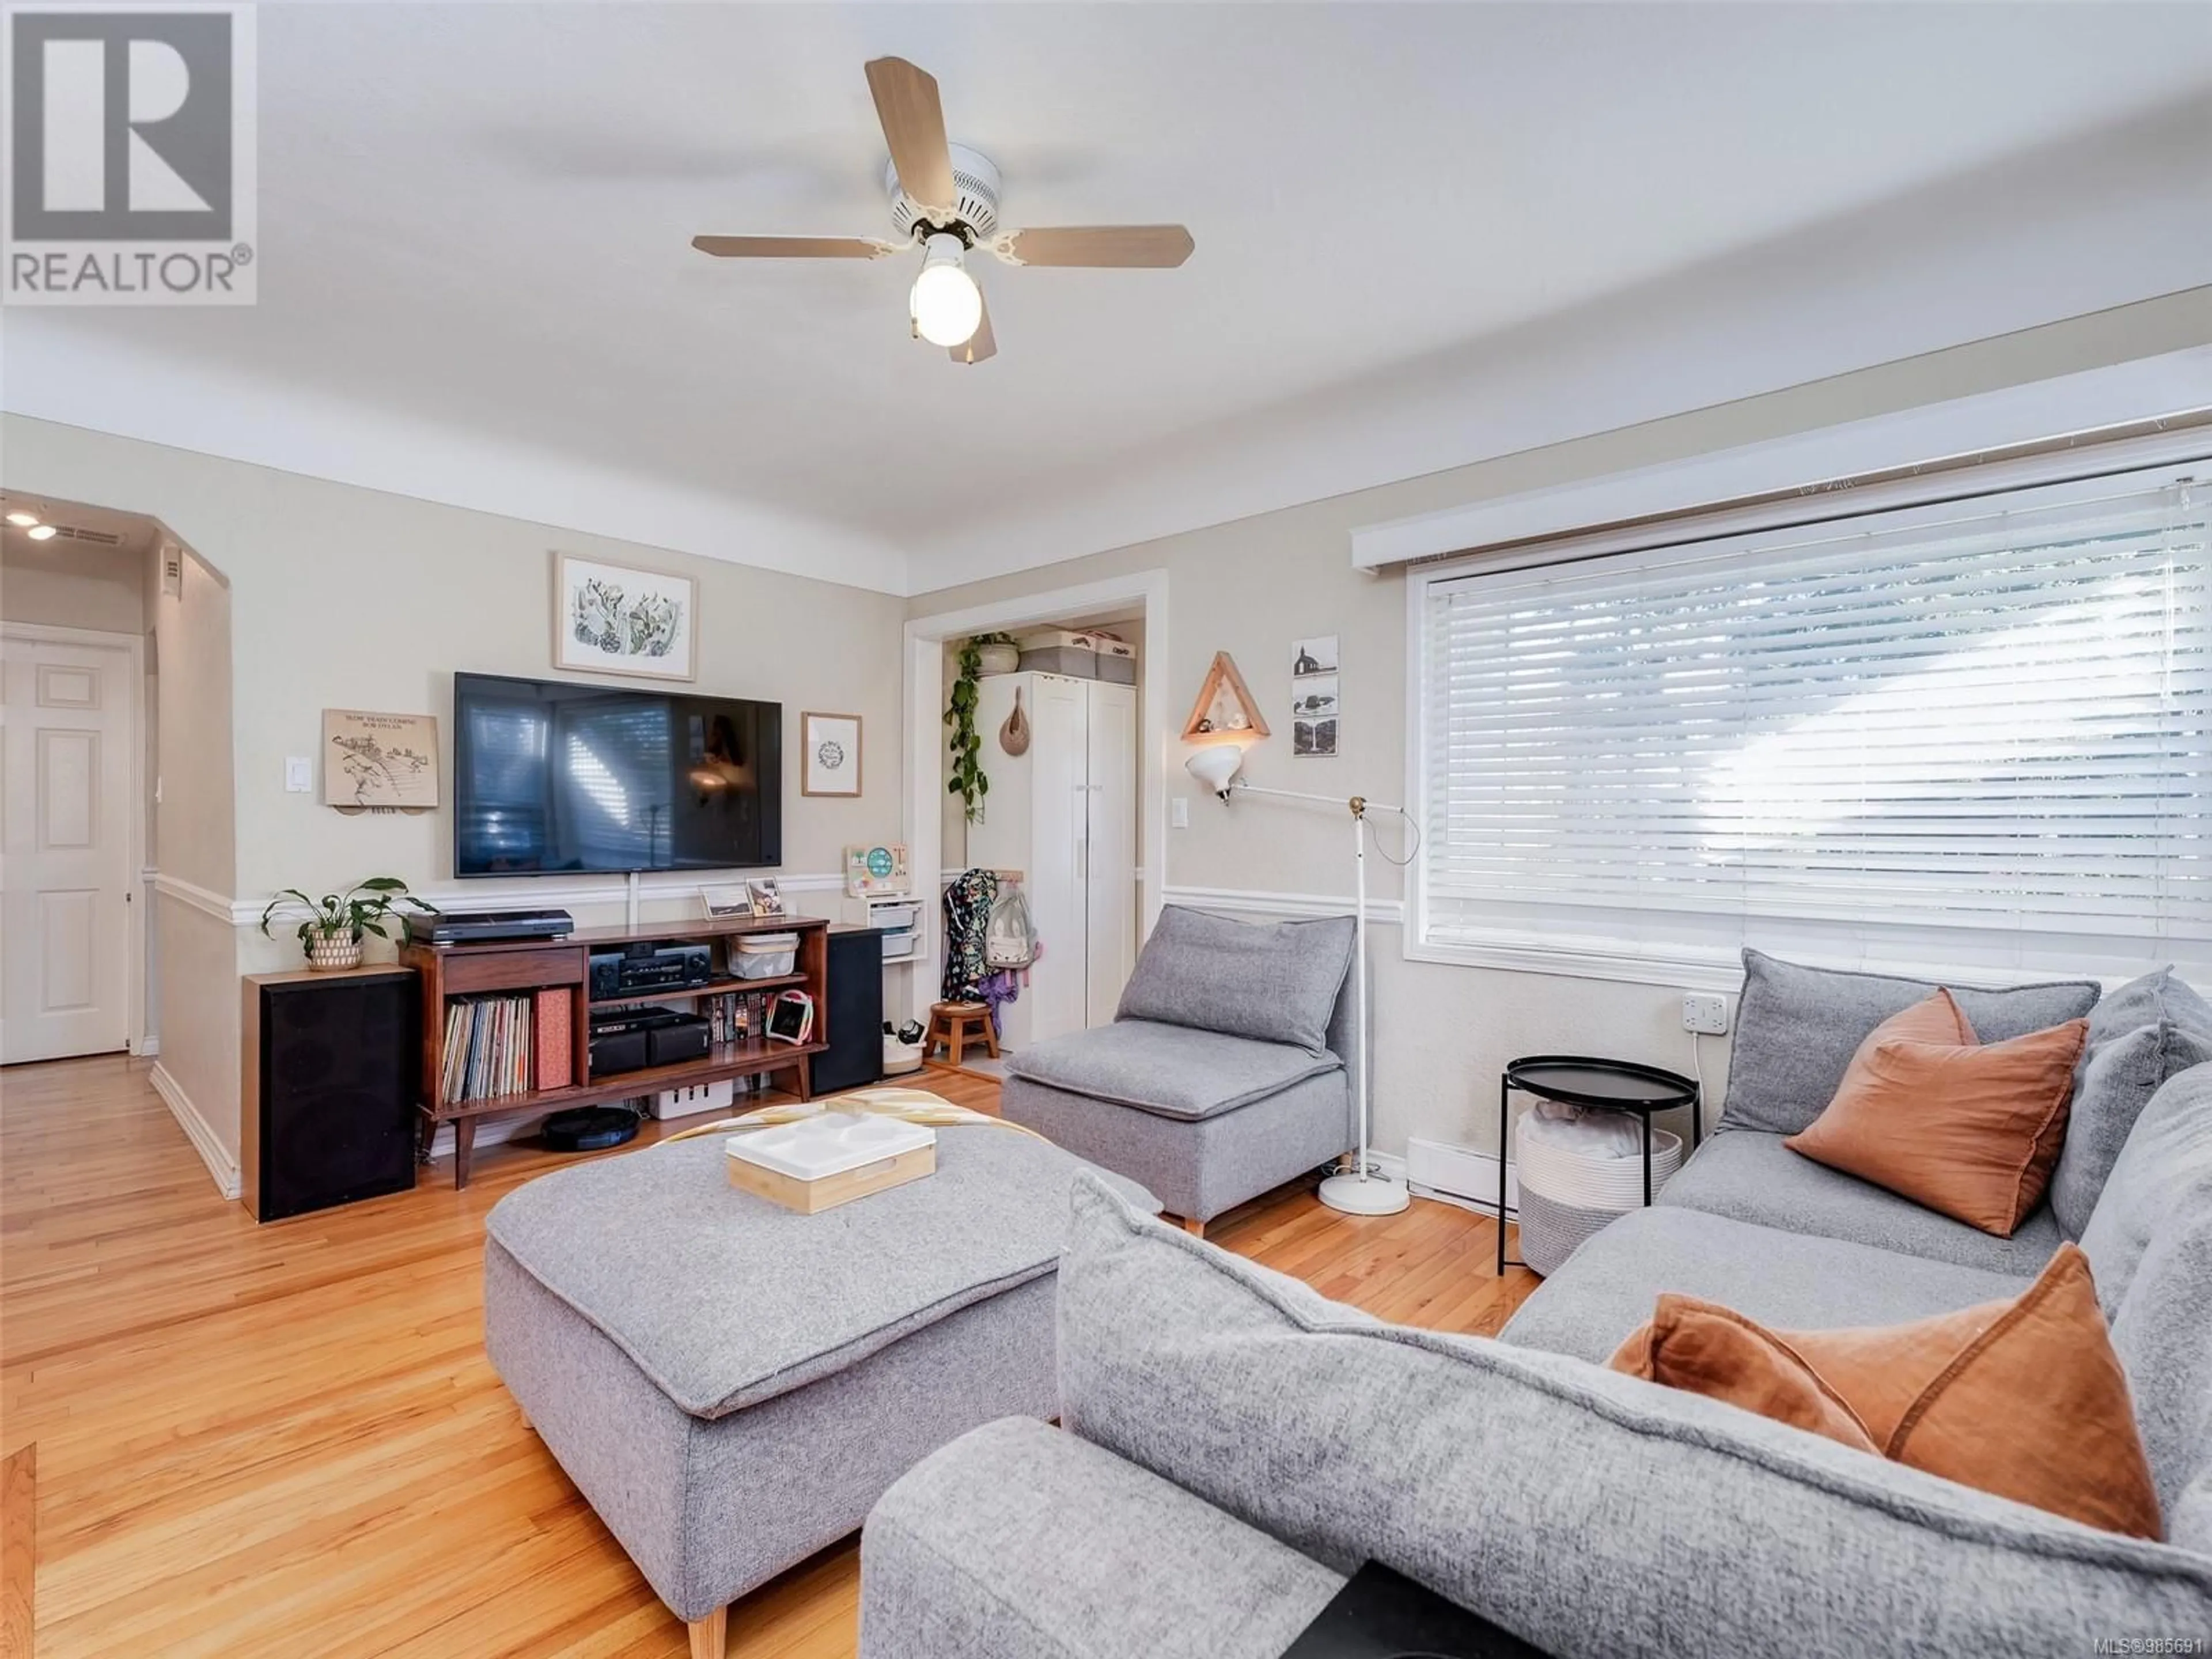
top-left (925, 1001), bottom-right (999, 1067)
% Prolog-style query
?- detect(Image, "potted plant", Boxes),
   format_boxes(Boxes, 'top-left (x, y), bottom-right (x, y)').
top-left (259, 876), bottom-right (431, 971)
top-left (945, 634), bottom-right (1020, 823)
top-left (973, 632), bottom-right (1020, 676)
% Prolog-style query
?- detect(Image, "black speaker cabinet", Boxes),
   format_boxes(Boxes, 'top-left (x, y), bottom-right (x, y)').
top-left (812, 926), bottom-right (884, 1096)
top-left (243, 967), bottom-right (420, 1221)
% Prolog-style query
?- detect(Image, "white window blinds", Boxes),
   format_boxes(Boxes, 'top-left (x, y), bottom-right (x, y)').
top-left (1414, 467), bottom-right (2211, 980)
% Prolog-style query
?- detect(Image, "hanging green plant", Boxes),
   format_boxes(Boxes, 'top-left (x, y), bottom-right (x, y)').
top-left (946, 633), bottom-right (1016, 823)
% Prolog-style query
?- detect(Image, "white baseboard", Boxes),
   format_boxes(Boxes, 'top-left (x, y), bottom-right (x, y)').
top-left (131, 1035), bottom-right (160, 1058)
top-left (149, 1062), bottom-right (242, 1200)
top-left (1403, 1136), bottom-right (1518, 1218)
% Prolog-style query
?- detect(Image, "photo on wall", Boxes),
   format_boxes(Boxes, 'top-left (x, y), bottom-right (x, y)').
top-left (1291, 635), bottom-right (1339, 757)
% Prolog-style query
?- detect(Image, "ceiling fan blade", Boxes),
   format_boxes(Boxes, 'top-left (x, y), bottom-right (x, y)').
top-left (691, 235), bottom-right (892, 259)
top-left (950, 294), bottom-right (997, 365)
top-left (865, 57), bottom-right (957, 215)
top-left (996, 225), bottom-right (1194, 268)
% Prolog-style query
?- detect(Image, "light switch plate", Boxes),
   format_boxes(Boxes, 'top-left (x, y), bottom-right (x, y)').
top-left (1171, 796), bottom-right (1190, 828)
top-left (285, 756), bottom-right (313, 793)
top-left (1681, 993), bottom-right (1730, 1035)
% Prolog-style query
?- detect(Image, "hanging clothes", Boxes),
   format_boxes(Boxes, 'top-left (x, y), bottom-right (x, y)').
top-left (976, 964), bottom-right (1027, 1033)
top-left (941, 869), bottom-right (1001, 1003)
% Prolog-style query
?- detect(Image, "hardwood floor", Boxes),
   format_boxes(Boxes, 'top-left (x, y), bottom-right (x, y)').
top-left (0, 1055), bottom-right (1538, 1658)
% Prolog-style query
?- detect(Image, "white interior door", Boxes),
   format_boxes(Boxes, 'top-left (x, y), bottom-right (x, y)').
top-left (1084, 681), bottom-right (1137, 1028)
top-left (2, 631), bottom-right (136, 1063)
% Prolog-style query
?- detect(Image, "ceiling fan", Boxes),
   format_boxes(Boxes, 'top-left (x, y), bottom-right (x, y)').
top-left (692, 56), bottom-right (1194, 365)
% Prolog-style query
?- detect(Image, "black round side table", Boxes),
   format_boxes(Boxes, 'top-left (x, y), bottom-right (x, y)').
top-left (1497, 1055), bottom-right (1701, 1274)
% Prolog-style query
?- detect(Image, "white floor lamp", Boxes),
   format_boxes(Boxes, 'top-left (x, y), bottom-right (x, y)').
top-left (1185, 745), bottom-right (1411, 1217)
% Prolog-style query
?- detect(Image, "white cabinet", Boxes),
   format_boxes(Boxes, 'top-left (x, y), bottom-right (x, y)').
top-left (967, 673), bottom-right (1138, 1050)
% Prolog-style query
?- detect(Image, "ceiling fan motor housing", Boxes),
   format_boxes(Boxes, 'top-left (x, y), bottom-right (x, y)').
top-left (885, 143), bottom-right (1001, 244)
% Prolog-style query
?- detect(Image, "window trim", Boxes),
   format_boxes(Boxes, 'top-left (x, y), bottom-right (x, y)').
top-left (1402, 432), bottom-right (2212, 986)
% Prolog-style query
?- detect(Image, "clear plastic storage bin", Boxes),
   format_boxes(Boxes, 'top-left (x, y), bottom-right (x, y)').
top-left (731, 933), bottom-right (800, 979)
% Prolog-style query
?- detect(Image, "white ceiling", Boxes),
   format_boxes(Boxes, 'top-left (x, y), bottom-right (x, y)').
top-left (5, 3), bottom-right (2209, 596)
top-left (0, 493), bottom-right (159, 559)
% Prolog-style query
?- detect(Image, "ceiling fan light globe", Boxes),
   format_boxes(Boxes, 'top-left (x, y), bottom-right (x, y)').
top-left (910, 233), bottom-right (983, 347)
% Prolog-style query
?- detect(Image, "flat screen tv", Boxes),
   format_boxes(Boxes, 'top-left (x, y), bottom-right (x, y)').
top-left (452, 672), bottom-right (781, 877)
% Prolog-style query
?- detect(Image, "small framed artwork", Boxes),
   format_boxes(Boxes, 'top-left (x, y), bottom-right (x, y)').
top-left (553, 552), bottom-right (697, 681)
top-left (702, 883), bottom-right (750, 918)
top-left (1291, 635), bottom-right (1339, 757)
top-left (745, 877), bottom-right (785, 918)
top-left (1291, 635), bottom-right (1339, 677)
top-left (321, 709), bottom-right (439, 813)
top-left (801, 711), bottom-right (863, 797)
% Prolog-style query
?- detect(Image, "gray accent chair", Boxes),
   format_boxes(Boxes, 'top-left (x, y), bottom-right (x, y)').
top-left (998, 906), bottom-right (1363, 1232)
top-left (861, 957), bottom-right (2212, 1657)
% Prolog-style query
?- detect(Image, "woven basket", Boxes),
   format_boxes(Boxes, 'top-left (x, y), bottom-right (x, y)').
top-left (1515, 1123), bottom-right (1683, 1277)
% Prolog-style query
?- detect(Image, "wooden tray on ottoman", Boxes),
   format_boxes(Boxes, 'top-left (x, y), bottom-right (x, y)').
top-left (725, 1113), bottom-right (937, 1214)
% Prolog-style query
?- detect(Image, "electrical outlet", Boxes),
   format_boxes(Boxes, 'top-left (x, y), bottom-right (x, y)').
top-left (1681, 993), bottom-right (1730, 1036)
top-left (1171, 796), bottom-right (1190, 828)
top-left (285, 756), bottom-right (313, 793)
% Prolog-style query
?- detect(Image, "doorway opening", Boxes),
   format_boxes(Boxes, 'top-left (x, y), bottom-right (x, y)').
top-left (1, 496), bottom-right (160, 1065)
top-left (1, 488), bottom-right (240, 1193)
top-left (902, 571), bottom-right (1170, 1046)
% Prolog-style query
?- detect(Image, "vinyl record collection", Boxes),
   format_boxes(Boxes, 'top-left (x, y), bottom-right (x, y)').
top-left (441, 995), bottom-right (536, 1101)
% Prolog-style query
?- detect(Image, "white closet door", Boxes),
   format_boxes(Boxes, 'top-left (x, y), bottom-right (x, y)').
top-left (1024, 675), bottom-right (1090, 1044)
top-left (1084, 681), bottom-right (1138, 1028)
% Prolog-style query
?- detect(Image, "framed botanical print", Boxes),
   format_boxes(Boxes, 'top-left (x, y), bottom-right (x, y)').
top-left (801, 711), bottom-right (862, 797)
top-left (552, 552), bottom-right (697, 681)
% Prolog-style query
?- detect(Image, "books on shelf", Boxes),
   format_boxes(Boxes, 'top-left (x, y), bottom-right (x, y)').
top-left (441, 994), bottom-right (538, 1103)
top-left (705, 990), bottom-right (770, 1046)
top-left (440, 983), bottom-right (788, 1109)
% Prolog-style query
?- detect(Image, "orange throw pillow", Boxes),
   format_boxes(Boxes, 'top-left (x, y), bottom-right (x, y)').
top-left (1607, 1244), bottom-right (2161, 1538)
top-left (1783, 990), bottom-right (2087, 1235)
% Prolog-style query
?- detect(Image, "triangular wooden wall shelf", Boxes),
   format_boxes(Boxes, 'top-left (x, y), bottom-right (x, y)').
top-left (1183, 652), bottom-right (1271, 743)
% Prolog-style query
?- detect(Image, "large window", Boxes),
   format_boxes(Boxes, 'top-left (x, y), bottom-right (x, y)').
top-left (1411, 465), bottom-right (2210, 983)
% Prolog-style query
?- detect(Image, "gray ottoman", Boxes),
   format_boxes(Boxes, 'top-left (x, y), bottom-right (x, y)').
top-left (483, 1124), bottom-right (1153, 1657)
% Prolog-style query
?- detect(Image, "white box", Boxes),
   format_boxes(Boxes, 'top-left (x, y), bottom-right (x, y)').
top-left (650, 1078), bottom-right (736, 1120)
top-left (726, 1112), bottom-right (935, 1180)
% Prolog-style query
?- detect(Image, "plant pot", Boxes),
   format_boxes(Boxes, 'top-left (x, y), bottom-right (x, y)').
top-left (976, 642), bottom-right (1020, 676)
top-left (305, 929), bottom-right (363, 972)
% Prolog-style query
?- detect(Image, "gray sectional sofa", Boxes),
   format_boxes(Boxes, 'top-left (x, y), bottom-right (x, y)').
top-left (859, 953), bottom-right (2212, 1657)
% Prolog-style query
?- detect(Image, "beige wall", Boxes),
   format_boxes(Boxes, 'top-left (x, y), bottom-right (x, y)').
top-left (145, 540), bottom-right (239, 1157)
top-left (149, 544), bottom-right (236, 899)
top-left (1, 416), bottom-right (909, 1168)
top-left (911, 289), bottom-right (2212, 1165)
top-left (0, 537), bottom-right (146, 633)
